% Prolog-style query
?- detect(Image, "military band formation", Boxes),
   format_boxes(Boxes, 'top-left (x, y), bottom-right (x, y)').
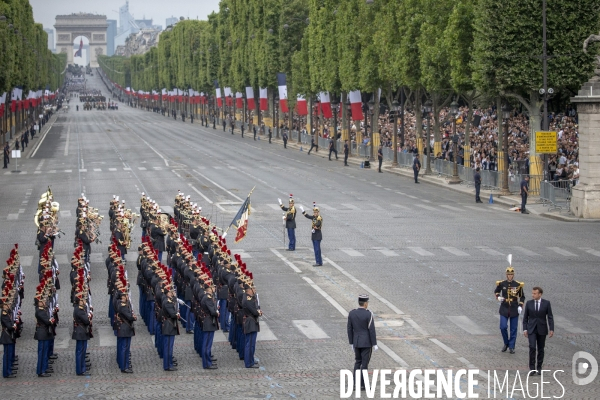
top-left (2, 186), bottom-right (555, 381)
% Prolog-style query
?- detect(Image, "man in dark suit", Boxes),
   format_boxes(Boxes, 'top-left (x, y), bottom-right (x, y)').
top-left (522, 286), bottom-right (554, 374)
top-left (347, 294), bottom-right (378, 390)
top-left (413, 153), bottom-right (421, 183)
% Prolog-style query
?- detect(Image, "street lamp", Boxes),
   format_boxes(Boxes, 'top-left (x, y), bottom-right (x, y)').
top-left (345, 97), bottom-right (352, 153)
top-left (392, 99), bottom-right (399, 166)
top-left (500, 104), bottom-right (512, 195)
top-left (368, 98), bottom-right (375, 161)
top-left (331, 96), bottom-right (339, 152)
top-left (274, 94), bottom-right (279, 139)
top-left (448, 99), bottom-right (461, 184)
top-left (422, 99), bottom-right (433, 174)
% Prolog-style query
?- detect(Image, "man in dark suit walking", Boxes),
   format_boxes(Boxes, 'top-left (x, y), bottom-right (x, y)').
top-left (347, 294), bottom-right (378, 390)
top-left (522, 286), bottom-right (554, 374)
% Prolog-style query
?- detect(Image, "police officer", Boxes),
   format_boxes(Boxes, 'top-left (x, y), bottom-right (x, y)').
top-left (278, 195), bottom-right (296, 251)
top-left (329, 137), bottom-right (338, 160)
top-left (413, 153), bottom-right (421, 183)
top-left (308, 136), bottom-right (318, 155)
top-left (343, 140), bottom-right (349, 166)
top-left (282, 130), bottom-right (288, 149)
top-left (474, 167), bottom-right (482, 203)
top-left (377, 144), bottom-right (383, 172)
top-left (520, 175), bottom-right (530, 214)
top-left (494, 262), bottom-right (524, 354)
top-left (347, 294), bottom-right (378, 391)
top-left (301, 203), bottom-right (323, 266)
top-left (253, 125), bottom-right (257, 141)
top-left (241, 123), bottom-right (245, 138)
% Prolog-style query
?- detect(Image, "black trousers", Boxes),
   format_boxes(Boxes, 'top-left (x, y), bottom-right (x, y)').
top-left (354, 347), bottom-right (372, 389)
top-left (308, 144), bottom-right (317, 154)
top-left (521, 193), bottom-right (528, 212)
top-left (344, 153), bottom-right (349, 165)
top-left (475, 183), bottom-right (481, 202)
top-left (283, 139), bottom-right (287, 148)
top-left (413, 168), bottom-right (419, 182)
top-left (329, 148), bottom-right (337, 160)
top-left (378, 158), bottom-right (382, 171)
top-left (528, 332), bottom-right (546, 370)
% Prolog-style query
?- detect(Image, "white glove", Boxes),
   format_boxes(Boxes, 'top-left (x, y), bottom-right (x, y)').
top-left (518, 306), bottom-right (522, 315)
top-left (351, 344), bottom-right (354, 351)
top-left (373, 345), bottom-right (379, 351)
top-left (278, 198), bottom-right (282, 205)
top-left (282, 216), bottom-right (286, 220)
top-left (300, 206), bottom-right (304, 213)
top-left (497, 296), bottom-right (504, 302)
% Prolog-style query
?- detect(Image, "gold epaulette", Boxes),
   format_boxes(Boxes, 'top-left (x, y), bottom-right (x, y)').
top-left (495, 280), bottom-right (502, 286)
top-left (247, 296), bottom-right (252, 300)
top-left (518, 281), bottom-right (524, 288)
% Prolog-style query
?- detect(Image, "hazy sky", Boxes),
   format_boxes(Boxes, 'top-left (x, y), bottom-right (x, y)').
top-left (29, 0), bottom-right (221, 31)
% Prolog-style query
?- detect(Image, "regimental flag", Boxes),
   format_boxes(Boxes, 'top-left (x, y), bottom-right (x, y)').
top-left (259, 87), bottom-right (268, 111)
top-left (214, 80), bottom-right (222, 108)
top-left (349, 90), bottom-right (364, 121)
top-left (226, 187), bottom-right (255, 243)
top-left (236, 92), bottom-right (243, 109)
top-left (277, 73), bottom-right (288, 112)
top-left (319, 92), bottom-right (332, 118)
top-left (246, 87), bottom-right (255, 109)
top-left (224, 87), bottom-right (233, 106)
top-left (74, 39), bottom-right (83, 58)
top-left (296, 95), bottom-right (307, 116)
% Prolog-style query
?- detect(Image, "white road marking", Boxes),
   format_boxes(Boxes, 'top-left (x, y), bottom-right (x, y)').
top-left (439, 204), bottom-right (464, 212)
top-left (138, 167), bottom-right (147, 170)
top-left (579, 247), bottom-right (600, 257)
top-left (192, 169), bottom-right (244, 202)
top-left (153, 166), bottom-right (163, 170)
top-left (378, 342), bottom-right (410, 368)
top-left (512, 246), bottom-right (540, 256)
top-left (292, 320), bottom-right (330, 339)
top-left (79, 169), bottom-right (87, 172)
top-left (429, 338), bottom-right (457, 354)
top-left (441, 247), bottom-right (470, 256)
top-left (340, 248), bottom-right (364, 257)
top-left (64, 169), bottom-right (72, 172)
top-left (48, 170), bottom-right (56, 173)
top-left (548, 247), bottom-right (578, 257)
top-left (30, 119), bottom-right (55, 158)
top-left (553, 316), bottom-right (590, 334)
top-left (7, 214), bottom-right (19, 220)
top-left (391, 204), bottom-right (411, 210)
top-left (589, 314), bottom-right (600, 321)
top-left (407, 247), bottom-right (434, 256)
top-left (270, 248), bottom-right (301, 273)
top-left (447, 316), bottom-right (490, 335)
top-left (415, 204), bottom-right (436, 211)
top-left (109, 168), bottom-right (117, 171)
top-left (64, 125), bottom-right (70, 156)
top-left (324, 258), bottom-right (405, 315)
top-left (476, 246), bottom-right (503, 256)
top-left (372, 247), bottom-right (399, 257)
top-left (302, 277), bottom-right (348, 317)
top-left (188, 184), bottom-right (214, 204)
top-left (93, 168), bottom-right (102, 172)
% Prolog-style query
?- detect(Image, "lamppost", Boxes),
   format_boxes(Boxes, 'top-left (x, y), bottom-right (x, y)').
top-left (422, 99), bottom-right (433, 174)
top-left (500, 104), bottom-right (512, 195)
top-left (274, 94), bottom-right (280, 139)
top-left (449, 99), bottom-right (462, 184)
top-left (392, 99), bottom-right (399, 166)
top-left (368, 98), bottom-right (375, 161)
top-left (345, 97), bottom-right (352, 152)
top-left (331, 95), bottom-right (339, 151)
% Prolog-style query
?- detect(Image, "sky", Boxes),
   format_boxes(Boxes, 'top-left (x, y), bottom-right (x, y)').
top-left (29, 0), bottom-right (221, 31)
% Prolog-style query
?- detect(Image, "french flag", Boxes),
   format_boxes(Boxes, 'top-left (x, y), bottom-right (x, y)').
top-left (296, 95), bottom-right (307, 116)
top-left (319, 92), bottom-right (332, 118)
top-left (236, 92), bottom-right (243, 108)
top-left (224, 87), bottom-right (233, 106)
top-left (259, 88), bottom-right (268, 111)
top-left (215, 80), bottom-right (222, 108)
top-left (162, 88), bottom-right (167, 101)
top-left (277, 73), bottom-right (288, 112)
top-left (349, 90), bottom-right (364, 121)
top-left (74, 39), bottom-right (83, 58)
top-left (246, 87), bottom-right (255, 109)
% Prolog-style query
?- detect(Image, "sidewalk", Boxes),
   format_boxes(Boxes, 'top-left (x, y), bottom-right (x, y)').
top-left (4, 112), bottom-right (58, 164)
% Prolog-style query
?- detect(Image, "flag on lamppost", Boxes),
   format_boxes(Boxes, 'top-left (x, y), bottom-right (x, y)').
top-left (296, 95), bottom-right (307, 116)
top-left (236, 92), bottom-right (243, 109)
top-left (215, 80), bottom-right (222, 108)
top-left (224, 187), bottom-right (255, 243)
top-left (349, 90), bottom-right (364, 121)
top-left (246, 87), bottom-right (255, 109)
top-left (319, 91), bottom-right (332, 118)
top-left (259, 87), bottom-right (268, 111)
top-left (277, 73), bottom-right (288, 112)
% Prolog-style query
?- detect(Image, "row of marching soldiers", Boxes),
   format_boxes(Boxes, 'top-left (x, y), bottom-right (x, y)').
top-left (136, 192), bottom-right (263, 369)
top-left (1, 244), bottom-right (24, 378)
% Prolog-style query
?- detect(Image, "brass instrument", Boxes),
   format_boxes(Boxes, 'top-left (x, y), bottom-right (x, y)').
top-left (122, 208), bottom-right (139, 249)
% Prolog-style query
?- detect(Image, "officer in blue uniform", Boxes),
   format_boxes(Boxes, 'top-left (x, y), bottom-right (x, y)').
top-left (72, 292), bottom-right (91, 376)
top-left (494, 264), bottom-right (524, 354)
top-left (278, 195), bottom-right (296, 251)
top-left (347, 294), bottom-right (378, 390)
top-left (301, 203), bottom-right (323, 266)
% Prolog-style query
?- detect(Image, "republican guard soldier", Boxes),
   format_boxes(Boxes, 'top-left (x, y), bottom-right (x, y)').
top-left (494, 258), bottom-right (525, 354)
top-left (278, 195), bottom-right (296, 251)
top-left (301, 203), bottom-right (323, 266)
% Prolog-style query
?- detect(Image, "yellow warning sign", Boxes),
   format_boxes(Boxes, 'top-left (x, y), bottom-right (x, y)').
top-left (535, 131), bottom-right (557, 154)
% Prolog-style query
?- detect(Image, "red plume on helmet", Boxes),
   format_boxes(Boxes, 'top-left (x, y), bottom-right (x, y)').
top-left (14, 243), bottom-right (18, 250)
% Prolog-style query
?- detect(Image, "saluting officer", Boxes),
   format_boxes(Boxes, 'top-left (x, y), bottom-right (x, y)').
top-left (301, 203), bottom-right (323, 266)
top-left (347, 294), bottom-right (378, 391)
top-left (494, 260), bottom-right (525, 354)
top-left (278, 194), bottom-right (296, 251)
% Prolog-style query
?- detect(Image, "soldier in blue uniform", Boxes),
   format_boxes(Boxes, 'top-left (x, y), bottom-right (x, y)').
top-left (161, 286), bottom-right (180, 371)
top-left (278, 195), bottom-right (296, 251)
top-left (347, 294), bottom-right (378, 390)
top-left (1, 298), bottom-right (17, 378)
top-left (242, 282), bottom-right (261, 368)
top-left (200, 282), bottom-right (219, 369)
top-left (301, 203), bottom-right (323, 266)
top-left (115, 290), bottom-right (135, 373)
top-left (72, 292), bottom-right (91, 376)
top-left (494, 263), bottom-right (525, 354)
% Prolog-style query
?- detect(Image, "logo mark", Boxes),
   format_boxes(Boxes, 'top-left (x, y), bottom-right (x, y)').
top-left (572, 351), bottom-right (598, 385)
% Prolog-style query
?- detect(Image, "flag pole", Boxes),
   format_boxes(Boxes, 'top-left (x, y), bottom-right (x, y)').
top-left (223, 186), bottom-right (255, 236)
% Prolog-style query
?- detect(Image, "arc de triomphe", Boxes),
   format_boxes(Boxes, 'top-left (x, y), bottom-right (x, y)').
top-left (54, 13), bottom-right (107, 68)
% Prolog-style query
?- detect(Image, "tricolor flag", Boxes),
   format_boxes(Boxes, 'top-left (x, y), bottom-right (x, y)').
top-left (0, 92), bottom-right (6, 116)
top-left (235, 92), bottom-right (243, 109)
top-left (74, 39), bottom-right (83, 58)
top-left (349, 90), bottom-right (364, 121)
top-left (162, 88), bottom-right (167, 101)
top-left (319, 92), bottom-right (332, 118)
top-left (259, 87), bottom-right (268, 111)
top-left (225, 187), bottom-right (255, 243)
top-left (215, 80), bottom-right (222, 108)
top-left (125, 87), bottom-right (131, 95)
top-left (296, 95), bottom-right (307, 116)
top-left (277, 73), bottom-right (288, 112)
top-left (224, 87), bottom-right (233, 106)
top-left (246, 87), bottom-right (255, 109)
